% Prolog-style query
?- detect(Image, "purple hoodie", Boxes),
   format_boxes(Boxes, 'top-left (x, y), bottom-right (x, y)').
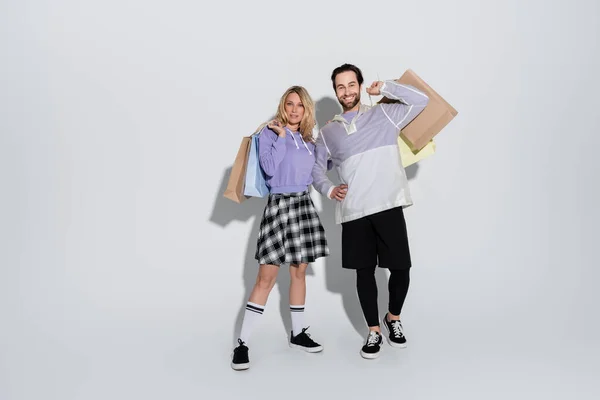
top-left (258, 125), bottom-right (316, 194)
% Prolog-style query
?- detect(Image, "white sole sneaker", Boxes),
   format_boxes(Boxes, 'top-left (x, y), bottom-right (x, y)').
top-left (289, 343), bottom-right (324, 353)
top-left (360, 349), bottom-right (381, 359)
top-left (231, 361), bottom-right (249, 371)
top-left (382, 317), bottom-right (407, 348)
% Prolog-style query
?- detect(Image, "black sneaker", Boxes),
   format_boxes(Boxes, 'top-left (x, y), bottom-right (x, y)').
top-left (231, 339), bottom-right (250, 370)
top-left (360, 330), bottom-right (383, 359)
top-left (382, 313), bottom-right (407, 348)
top-left (289, 327), bottom-right (323, 353)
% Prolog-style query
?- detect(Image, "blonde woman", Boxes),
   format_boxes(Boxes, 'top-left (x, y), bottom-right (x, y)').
top-left (231, 86), bottom-right (329, 370)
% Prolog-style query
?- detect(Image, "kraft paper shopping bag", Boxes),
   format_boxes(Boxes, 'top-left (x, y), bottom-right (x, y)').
top-left (223, 136), bottom-right (252, 203)
top-left (380, 69), bottom-right (457, 151)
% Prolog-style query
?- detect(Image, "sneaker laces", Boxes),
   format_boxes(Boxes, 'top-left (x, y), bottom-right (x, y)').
top-left (233, 338), bottom-right (248, 360)
top-left (391, 320), bottom-right (403, 338)
top-left (298, 327), bottom-right (317, 344)
top-left (236, 338), bottom-right (247, 349)
top-left (366, 331), bottom-right (380, 346)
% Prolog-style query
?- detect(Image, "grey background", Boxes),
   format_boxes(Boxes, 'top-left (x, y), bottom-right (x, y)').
top-left (1, 0), bottom-right (599, 399)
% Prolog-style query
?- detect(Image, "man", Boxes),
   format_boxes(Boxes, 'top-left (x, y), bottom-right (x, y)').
top-left (312, 63), bottom-right (429, 359)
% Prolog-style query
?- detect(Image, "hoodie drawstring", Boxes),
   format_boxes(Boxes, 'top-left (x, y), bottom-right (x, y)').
top-left (299, 135), bottom-right (312, 155)
top-left (290, 131), bottom-right (300, 149)
top-left (286, 129), bottom-right (312, 155)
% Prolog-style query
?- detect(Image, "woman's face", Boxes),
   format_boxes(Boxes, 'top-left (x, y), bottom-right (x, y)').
top-left (284, 92), bottom-right (304, 127)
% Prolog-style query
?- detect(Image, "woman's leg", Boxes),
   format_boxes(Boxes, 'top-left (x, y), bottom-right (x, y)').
top-left (289, 263), bottom-right (308, 336)
top-left (239, 264), bottom-right (279, 344)
top-left (288, 262), bottom-right (323, 351)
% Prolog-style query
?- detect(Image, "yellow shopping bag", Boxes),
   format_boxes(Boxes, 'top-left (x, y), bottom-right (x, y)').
top-left (399, 135), bottom-right (436, 168)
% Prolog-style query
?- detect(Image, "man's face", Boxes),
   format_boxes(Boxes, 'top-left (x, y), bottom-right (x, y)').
top-left (334, 71), bottom-right (361, 111)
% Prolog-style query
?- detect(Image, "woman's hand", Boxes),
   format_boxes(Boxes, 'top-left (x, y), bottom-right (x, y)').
top-left (267, 120), bottom-right (286, 137)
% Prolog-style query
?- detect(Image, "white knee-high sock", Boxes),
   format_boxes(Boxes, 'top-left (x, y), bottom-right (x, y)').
top-left (239, 302), bottom-right (264, 344)
top-left (290, 305), bottom-right (306, 336)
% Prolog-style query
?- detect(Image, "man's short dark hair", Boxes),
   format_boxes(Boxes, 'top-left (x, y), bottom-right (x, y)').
top-left (331, 63), bottom-right (364, 90)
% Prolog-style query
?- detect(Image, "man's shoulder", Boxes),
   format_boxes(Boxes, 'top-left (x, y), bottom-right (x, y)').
top-left (320, 120), bottom-right (340, 135)
top-left (358, 104), bottom-right (385, 124)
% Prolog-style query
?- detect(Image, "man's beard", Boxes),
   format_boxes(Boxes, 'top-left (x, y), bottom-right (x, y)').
top-left (338, 92), bottom-right (360, 111)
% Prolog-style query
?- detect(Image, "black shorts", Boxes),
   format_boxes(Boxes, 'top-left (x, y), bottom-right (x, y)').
top-left (341, 206), bottom-right (412, 270)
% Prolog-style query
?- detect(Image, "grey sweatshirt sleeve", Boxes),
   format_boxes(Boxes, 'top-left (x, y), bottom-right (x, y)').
top-left (379, 80), bottom-right (429, 130)
top-left (311, 130), bottom-right (335, 198)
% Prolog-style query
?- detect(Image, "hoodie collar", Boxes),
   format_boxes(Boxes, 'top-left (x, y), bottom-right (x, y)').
top-left (331, 104), bottom-right (371, 135)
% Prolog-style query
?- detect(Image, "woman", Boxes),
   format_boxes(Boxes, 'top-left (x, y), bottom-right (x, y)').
top-left (231, 86), bottom-right (329, 371)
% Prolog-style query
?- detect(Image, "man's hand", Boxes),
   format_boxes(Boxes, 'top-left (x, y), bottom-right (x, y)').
top-left (329, 184), bottom-right (348, 201)
top-left (366, 81), bottom-right (384, 96)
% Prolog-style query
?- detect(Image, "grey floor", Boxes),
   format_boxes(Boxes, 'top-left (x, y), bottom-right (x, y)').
top-left (2, 274), bottom-right (598, 400)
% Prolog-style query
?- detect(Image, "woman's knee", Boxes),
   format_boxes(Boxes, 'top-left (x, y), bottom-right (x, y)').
top-left (255, 275), bottom-right (276, 291)
top-left (255, 265), bottom-right (278, 290)
top-left (290, 263), bottom-right (308, 281)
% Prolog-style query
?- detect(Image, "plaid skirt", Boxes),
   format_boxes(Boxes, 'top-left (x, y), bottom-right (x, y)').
top-left (255, 191), bottom-right (329, 265)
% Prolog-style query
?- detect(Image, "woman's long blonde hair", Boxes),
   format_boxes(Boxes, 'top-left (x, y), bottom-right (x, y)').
top-left (275, 86), bottom-right (316, 143)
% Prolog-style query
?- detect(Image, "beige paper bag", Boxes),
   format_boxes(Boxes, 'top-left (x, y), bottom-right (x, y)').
top-left (223, 136), bottom-right (252, 203)
top-left (380, 69), bottom-right (457, 151)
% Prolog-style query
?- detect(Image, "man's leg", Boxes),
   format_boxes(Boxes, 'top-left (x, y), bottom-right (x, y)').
top-left (356, 265), bottom-right (380, 331)
top-left (381, 268), bottom-right (410, 347)
top-left (388, 268), bottom-right (410, 319)
top-left (370, 207), bottom-right (412, 348)
top-left (341, 215), bottom-right (383, 358)
top-left (342, 215), bottom-right (378, 326)
top-left (355, 265), bottom-right (384, 358)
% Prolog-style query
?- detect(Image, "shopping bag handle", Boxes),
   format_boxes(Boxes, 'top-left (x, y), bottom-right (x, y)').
top-left (252, 121), bottom-right (269, 137)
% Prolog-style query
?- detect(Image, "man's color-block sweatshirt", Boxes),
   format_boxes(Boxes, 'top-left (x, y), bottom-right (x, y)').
top-left (311, 80), bottom-right (429, 224)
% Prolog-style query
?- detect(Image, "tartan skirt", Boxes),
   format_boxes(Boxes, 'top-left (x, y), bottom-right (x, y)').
top-left (255, 191), bottom-right (329, 265)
